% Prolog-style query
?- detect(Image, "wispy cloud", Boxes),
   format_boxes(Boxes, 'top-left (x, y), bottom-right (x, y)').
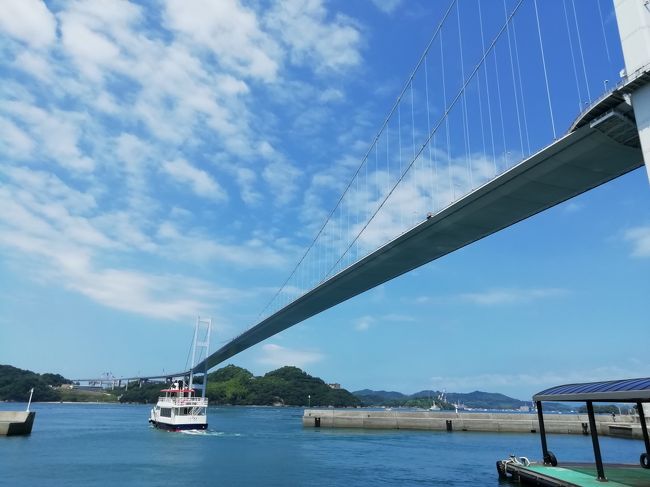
top-left (459, 288), bottom-right (568, 306)
top-left (257, 343), bottom-right (324, 368)
top-left (624, 225), bottom-right (650, 258)
top-left (0, 0), bottom-right (57, 48)
top-left (430, 364), bottom-right (650, 397)
top-left (354, 315), bottom-right (375, 331)
top-left (163, 0), bottom-right (280, 82)
top-left (563, 201), bottom-right (583, 213)
top-left (265, 0), bottom-right (362, 73)
top-left (0, 0), bottom-right (367, 323)
top-left (353, 312), bottom-right (415, 332)
top-left (162, 159), bottom-right (227, 201)
top-left (410, 287), bottom-right (568, 307)
top-left (369, 0), bottom-right (403, 15)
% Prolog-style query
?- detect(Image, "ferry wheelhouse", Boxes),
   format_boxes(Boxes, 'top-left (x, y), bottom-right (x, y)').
top-left (149, 380), bottom-right (208, 431)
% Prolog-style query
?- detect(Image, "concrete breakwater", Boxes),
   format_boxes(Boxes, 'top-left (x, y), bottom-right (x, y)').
top-left (0, 411), bottom-right (35, 436)
top-left (303, 409), bottom-right (647, 439)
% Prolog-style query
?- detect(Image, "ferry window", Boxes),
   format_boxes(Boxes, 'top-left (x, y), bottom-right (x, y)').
top-left (160, 408), bottom-right (171, 418)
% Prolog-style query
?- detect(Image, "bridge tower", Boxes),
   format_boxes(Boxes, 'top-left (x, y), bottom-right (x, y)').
top-left (614, 0), bottom-right (650, 183)
top-left (188, 316), bottom-right (212, 399)
top-left (615, 1), bottom-right (650, 421)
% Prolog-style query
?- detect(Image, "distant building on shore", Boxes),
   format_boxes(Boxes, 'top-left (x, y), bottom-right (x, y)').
top-left (327, 383), bottom-right (341, 390)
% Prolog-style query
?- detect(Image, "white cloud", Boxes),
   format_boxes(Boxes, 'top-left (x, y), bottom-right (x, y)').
top-left (0, 117), bottom-right (34, 157)
top-left (60, 13), bottom-right (121, 80)
top-left (233, 166), bottom-right (261, 206)
top-left (162, 159), bottom-right (227, 201)
top-left (319, 88), bottom-right (345, 103)
top-left (354, 315), bottom-right (375, 331)
top-left (13, 51), bottom-right (53, 81)
top-left (0, 0), bottom-right (369, 329)
top-left (156, 221), bottom-right (289, 269)
top-left (257, 343), bottom-right (324, 368)
top-left (353, 313), bottom-right (415, 332)
top-left (0, 0), bottom-right (57, 48)
top-left (370, 0), bottom-right (403, 14)
top-left (164, 0), bottom-right (279, 82)
top-left (563, 201), bottom-right (583, 213)
top-left (4, 100), bottom-right (94, 172)
top-left (266, 0), bottom-right (362, 72)
top-left (3, 166), bottom-right (96, 214)
top-left (624, 225), bottom-right (650, 257)
top-left (0, 167), bottom-right (250, 321)
top-left (0, 212), bottom-right (226, 322)
top-left (68, 267), bottom-right (226, 321)
top-left (263, 160), bottom-right (301, 206)
top-left (459, 288), bottom-right (567, 306)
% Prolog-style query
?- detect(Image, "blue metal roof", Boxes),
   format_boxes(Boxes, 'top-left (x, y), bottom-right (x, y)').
top-left (534, 377), bottom-right (650, 402)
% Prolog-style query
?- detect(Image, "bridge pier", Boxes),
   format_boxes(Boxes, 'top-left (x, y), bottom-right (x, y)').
top-left (615, 0), bottom-right (650, 184)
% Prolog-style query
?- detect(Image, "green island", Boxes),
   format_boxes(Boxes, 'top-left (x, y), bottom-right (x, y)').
top-left (0, 364), bottom-right (360, 407)
top-left (119, 365), bottom-right (360, 407)
top-left (3, 364), bottom-right (626, 412)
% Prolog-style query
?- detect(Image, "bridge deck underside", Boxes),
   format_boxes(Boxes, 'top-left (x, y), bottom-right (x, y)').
top-left (195, 124), bottom-right (643, 373)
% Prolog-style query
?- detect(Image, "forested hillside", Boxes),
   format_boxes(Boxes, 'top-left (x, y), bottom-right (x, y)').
top-left (0, 364), bottom-right (70, 401)
top-left (119, 365), bottom-right (360, 407)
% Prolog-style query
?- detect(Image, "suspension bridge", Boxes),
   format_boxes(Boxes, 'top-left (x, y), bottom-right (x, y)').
top-left (78, 0), bottom-right (650, 385)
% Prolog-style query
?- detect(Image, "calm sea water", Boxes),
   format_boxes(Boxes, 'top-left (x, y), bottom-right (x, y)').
top-left (0, 403), bottom-right (643, 486)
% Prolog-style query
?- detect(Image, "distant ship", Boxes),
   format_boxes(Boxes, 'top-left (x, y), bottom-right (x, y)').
top-left (149, 380), bottom-right (208, 431)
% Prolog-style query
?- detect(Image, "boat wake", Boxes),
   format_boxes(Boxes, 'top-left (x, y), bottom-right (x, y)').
top-left (179, 429), bottom-right (242, 437)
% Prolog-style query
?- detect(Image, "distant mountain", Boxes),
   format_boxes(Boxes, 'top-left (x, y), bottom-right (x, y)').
top-left (354, 388), bottom-right (531, 410)
top-left (353, 389), bottom-right (406, 400)
top-left (446, 391), bottom-right (527, 409)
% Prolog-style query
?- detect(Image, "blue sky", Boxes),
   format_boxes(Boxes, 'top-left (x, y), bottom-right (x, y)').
top-left (1, 0), bottom-right (648, 400)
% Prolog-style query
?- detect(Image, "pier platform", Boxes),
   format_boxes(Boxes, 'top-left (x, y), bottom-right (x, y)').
top-left (302, 409), bottom-right (646, 438)
top-left (500, 462), bottom-right (650, 486)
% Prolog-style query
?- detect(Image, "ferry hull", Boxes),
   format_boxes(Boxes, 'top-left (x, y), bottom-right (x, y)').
top-left (149, 420), bottom-right (208, 432)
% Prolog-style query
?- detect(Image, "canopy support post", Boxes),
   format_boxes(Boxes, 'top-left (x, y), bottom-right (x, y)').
top-left (638, 401), bottom-right (650, 457)
top-left (586, 401), bottom-right (606, 481)
top-left (536, 401), bottom-right (550, 463)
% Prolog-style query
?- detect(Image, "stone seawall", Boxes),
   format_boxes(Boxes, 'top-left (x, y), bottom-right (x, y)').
top-left (302, 409), bottom-right (646, 439)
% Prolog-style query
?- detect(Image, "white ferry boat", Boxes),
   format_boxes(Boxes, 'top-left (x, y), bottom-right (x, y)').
top-left (148, 317), bottom-right (212, 432)
top-left (149, 380), bottom-right (208, 431)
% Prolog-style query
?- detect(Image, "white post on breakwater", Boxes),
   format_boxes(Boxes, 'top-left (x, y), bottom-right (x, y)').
top-left (26, 388), bottom-right (34, 412)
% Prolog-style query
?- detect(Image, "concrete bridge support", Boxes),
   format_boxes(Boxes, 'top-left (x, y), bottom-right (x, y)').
top-left (615, 0), bottom-right (650, 184)
top-left (615, 0), bottom-right (650, 422)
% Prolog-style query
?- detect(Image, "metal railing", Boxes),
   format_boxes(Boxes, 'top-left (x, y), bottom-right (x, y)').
top-left (157, 396), bottom-right (208, 407)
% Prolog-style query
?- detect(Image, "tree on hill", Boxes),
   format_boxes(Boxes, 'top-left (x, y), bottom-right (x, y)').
top-left (354, 388), bottom-right (529, 409)
top-left (577, 404), bottom-right (620, 415)
top-left (116, 365), bottom-right (360, 407)
top-left (0, 364), bottom-right (65, 402)
top-left (118, 383), bottom-right (164, 404)
top-left (207, 364), bottom-right (253, 383)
